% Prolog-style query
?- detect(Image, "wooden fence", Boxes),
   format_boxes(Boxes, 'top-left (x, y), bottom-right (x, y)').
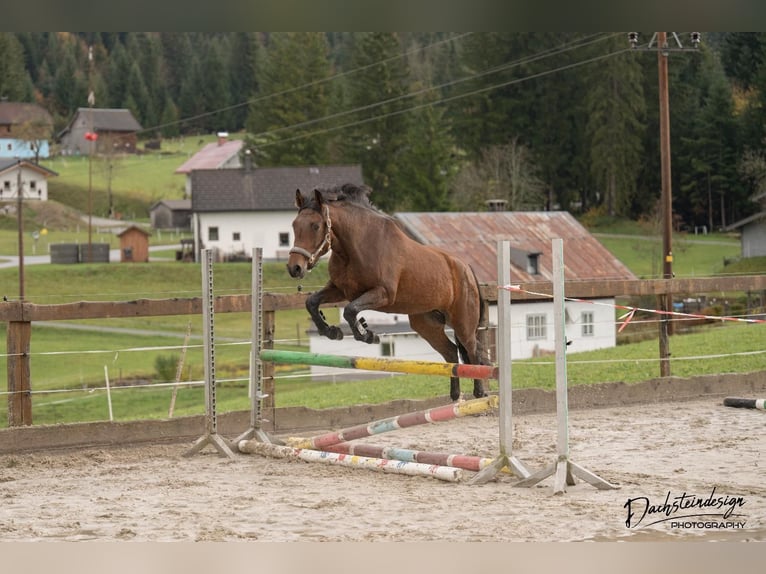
top-left (3, 275), bottom-right (765, 426)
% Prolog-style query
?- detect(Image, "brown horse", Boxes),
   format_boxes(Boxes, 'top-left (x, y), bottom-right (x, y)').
top-left (286, 183), bottom-right (487, 401)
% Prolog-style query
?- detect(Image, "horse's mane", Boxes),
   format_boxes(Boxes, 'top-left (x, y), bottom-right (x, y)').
top-left (305, 183), bottom-right (383, 214)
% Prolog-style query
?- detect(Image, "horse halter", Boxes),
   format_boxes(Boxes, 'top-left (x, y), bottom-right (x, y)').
top-left (289, 204), bottom-right (332, 270)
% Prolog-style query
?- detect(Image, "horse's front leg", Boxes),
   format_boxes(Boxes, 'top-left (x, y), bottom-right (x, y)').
top-left (343, 287), bottom-right (391, 344)
top-left (306, 284), bottom-right (346, 341)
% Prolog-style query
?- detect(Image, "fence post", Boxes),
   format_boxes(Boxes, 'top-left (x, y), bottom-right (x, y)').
top-left (7, 320), bottom-right (32, 426)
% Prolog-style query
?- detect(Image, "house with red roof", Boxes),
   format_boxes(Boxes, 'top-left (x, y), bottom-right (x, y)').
top-left (174, 132), bottom-right (243, 197)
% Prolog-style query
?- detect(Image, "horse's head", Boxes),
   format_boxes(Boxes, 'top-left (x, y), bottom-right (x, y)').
top-left (287, 188), bottom-right (332, 279)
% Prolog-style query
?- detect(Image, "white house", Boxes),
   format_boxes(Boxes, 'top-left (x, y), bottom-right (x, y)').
top-left (190, 163), bottom-right (364, 261)
top-left (0, 158), bottom-right (57, 202)
top-left (306, 210), bottom-right (637, 378)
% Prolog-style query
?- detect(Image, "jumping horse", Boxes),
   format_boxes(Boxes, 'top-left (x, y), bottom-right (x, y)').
top-left (286, 183), bottom-right (488, 401)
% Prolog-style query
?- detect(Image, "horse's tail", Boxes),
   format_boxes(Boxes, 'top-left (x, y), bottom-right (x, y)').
top-left (457, 265), bottom-right (487, 365)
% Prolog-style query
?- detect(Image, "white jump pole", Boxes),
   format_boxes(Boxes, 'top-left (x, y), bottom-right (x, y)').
top-left (185, 248), bottom-right (236, 459)
top-left (514, 238), bottom-right (617, 492)
top-left (235, 247), bottom-right (278, 445)
top-left (468, 240), bottom-right (531, 484)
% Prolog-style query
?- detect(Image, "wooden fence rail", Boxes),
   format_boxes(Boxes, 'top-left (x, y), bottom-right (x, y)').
top-left (4, 275), bottom-right (765, 426)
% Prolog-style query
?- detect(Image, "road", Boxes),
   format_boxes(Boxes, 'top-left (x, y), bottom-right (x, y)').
top-left (0, 244), bottom-right (180, 269)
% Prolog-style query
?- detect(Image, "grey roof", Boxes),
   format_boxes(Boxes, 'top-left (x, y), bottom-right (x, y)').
top-left (395, 211), bottom-right (636, 284)
top-left (191, 164), bottom-right (364, 212)
top-left (725, 211), bottom-right (766, 231)
top-left (150, 199), bottom-right (192, 211)
top-left (62, 108), bottom-right (142, 134)
top-left (0, 102), bottom-right (53, 127)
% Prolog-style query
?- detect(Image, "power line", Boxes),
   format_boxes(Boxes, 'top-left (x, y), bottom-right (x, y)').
top-left (140, 32), bottom-right (476, 135)
top-left (257, 43), bottom-right (634, 149)
top-left (140, 32), bottom-right (616, 139)
top-left (246, 33), bottom-right (619, 144)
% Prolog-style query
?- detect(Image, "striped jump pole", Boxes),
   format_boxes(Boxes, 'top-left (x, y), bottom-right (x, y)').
top-left (323, 442), bottom-right (508, 474)
top-left (259, 349), bottom-right (499, 380)
top-left (723, 397), bottom-right (766, 410)
top-left (237, 441), bottom-right (464, 483)
top-left (277, 396), bottom-right (498, 450)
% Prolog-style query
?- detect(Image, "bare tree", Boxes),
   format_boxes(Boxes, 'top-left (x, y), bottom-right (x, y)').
top-left (449, 140), bottom-right (546, 211)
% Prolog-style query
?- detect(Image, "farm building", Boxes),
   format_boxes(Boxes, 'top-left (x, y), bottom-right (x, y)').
top-left (174, 133), bottom-right (243, 198)
top-left (725, 190), bottom-right (766, 258)
top-left (190, 163), bottom-right (363, 261)
top-left (58, 108), bottom-right (142, 156)
top-left (0, 158), bottom-right (57, 202)
top-left (307, 210), bottom-right (637, 377)
top-left (117, 225), bottom-right (151, 263)
top-left (0, 101), bottom-right (53, 160)
top-left (149, 199), bottom-right (192, 230)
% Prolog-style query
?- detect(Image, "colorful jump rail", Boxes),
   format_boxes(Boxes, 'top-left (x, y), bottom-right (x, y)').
top-left (259, 349), bottom-right (500, 380)
top-left (237, 441), bottom-right (464, 483)
top-left (323, 442), bottom-right (503, 474)
top-left (283, 396), bottom-right (498, 450)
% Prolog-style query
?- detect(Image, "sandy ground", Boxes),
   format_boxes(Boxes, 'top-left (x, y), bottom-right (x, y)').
top-left (1, 397), bottom-right (764, 542)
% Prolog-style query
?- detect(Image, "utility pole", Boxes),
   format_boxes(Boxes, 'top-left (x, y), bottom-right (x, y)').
top-left (629, 32), bottom-right (700, 377)
top-left (86, 45), bottom-right (95, 264)
top-left (16, 161), bottom-right (24, 300)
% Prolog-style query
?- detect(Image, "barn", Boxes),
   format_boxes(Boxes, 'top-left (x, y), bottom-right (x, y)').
top-left (58, 108), bottom-right (142, 156)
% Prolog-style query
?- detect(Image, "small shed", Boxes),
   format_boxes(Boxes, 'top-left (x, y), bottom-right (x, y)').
top-left (117, 225), bottom-right (151, 262)
top-left (149, 199), bottom-right (192, 230)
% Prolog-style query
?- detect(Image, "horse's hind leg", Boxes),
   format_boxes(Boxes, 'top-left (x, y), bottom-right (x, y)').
top-left (409, 312), bottom-right (462, 401)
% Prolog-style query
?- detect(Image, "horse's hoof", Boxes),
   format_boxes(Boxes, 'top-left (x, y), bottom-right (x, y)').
top-left (324, 326), bottom-right (344, 340)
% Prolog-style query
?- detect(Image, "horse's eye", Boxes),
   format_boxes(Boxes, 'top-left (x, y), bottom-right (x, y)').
top-left (311, 223), bottom-right (320, 232)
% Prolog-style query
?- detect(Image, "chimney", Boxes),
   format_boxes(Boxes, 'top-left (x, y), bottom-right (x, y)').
top-left (216, 131), bottom-right (229, 146)
top-left (243, 148), bottom-right (253, 171)
top-left (486, 199), bottom-right (507, 212)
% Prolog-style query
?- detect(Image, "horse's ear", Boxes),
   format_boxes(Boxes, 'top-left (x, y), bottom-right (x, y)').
top-left (313, 188), bottom-right (324, 207)
top-left (295, 189), bottom-right (304, 209)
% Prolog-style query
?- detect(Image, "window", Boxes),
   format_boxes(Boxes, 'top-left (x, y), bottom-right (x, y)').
top-left (581, 311), bottom-right (594, 337)
top-left (29, 181), bottom-right (36, 190)
top-left (381, 340), bottom-right (395, 357)
top-left (208, 227), bottom-right (219, 241)
top-left (279, 232), bottom-right (290, 247)
top-left (526, 313), bottom-right (547, 340)
top-left (232, 232), bottom-right (241, 241)
top-left (3, 181), bottom-right (9, 191)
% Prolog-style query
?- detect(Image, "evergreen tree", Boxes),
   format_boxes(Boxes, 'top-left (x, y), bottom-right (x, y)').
top-left (585, 36), bottom-right (646, 217)
top-left (198, 37), bottom-right (231, 133)
top-left (159, 94), bottom-right (180, 137)
top-left (677, 49), bottom-right (741, 230)
top-left (228, 32), bottom-right (260, 130)
top-left (105, 41), bottom-right (132, 110)
top-left (245, 32), bottom-right (331, 166)
top-left (0, 32), bottom-right (32, 101)
top-left (178, 53), bottom-right (206, 133)
top-left (397, 41), bottom-right (456, 211)
top-left (159, 33), bottom-right (193, 103)
top-left (343, 32), bottom-right (411, 211)
top-left (719, 32), bottom-right (766, 89)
